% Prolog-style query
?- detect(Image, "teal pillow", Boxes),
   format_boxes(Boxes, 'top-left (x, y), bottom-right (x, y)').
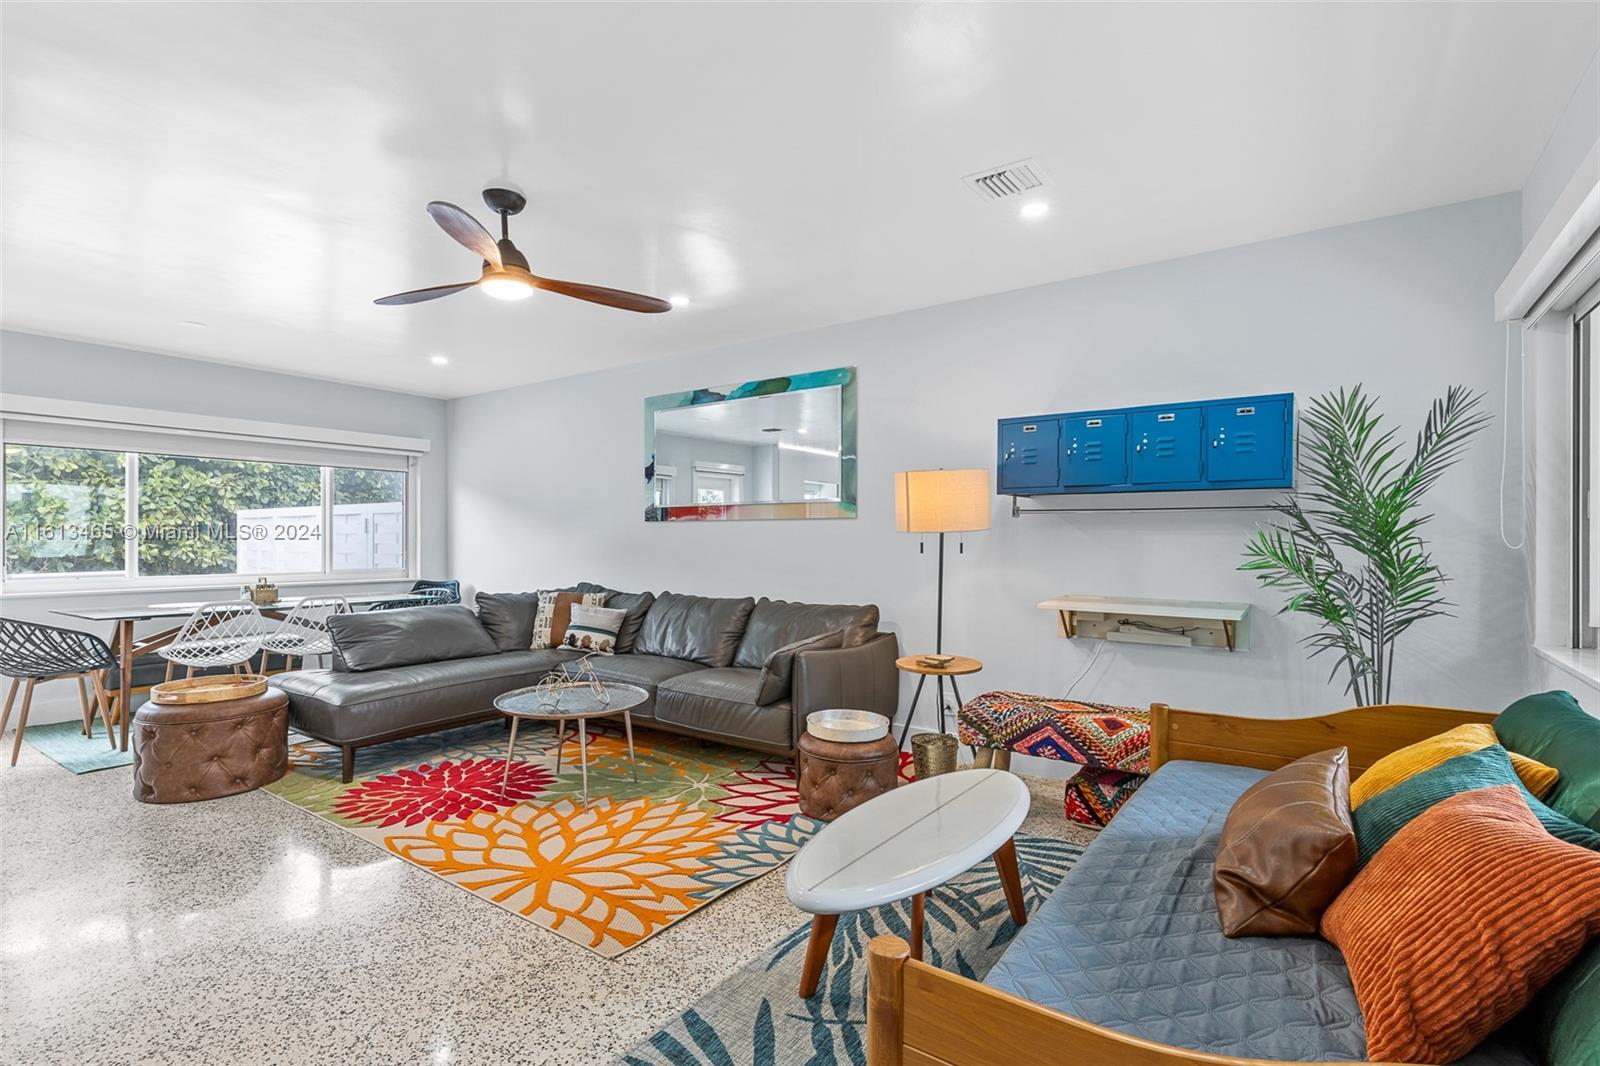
top-left (1532, 940), bottom-right (1600, 1066)
top-left (1497, 691), bottom-right (1600, 829)
top-left (1352, 744), bottom-right (1600, 864)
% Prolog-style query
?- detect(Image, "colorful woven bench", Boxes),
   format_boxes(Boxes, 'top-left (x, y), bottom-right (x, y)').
top-left (957, 691), bottom-right (1151, 827)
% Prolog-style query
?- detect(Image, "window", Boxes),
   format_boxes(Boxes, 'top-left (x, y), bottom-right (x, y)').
top-left (1579, 306), bottom-right (1598, 646)
top-left (3, 435), bottom-right (416, 589)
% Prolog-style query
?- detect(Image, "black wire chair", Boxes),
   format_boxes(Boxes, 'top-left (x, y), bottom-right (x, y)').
top-left (369, 587), bottom-right (456, 611)
top-left (409, 579), bottom-right (460, 604)
top-left (0, 618), bottom-right (117, 765)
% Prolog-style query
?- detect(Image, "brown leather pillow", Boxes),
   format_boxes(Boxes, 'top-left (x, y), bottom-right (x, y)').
top-left (1214, 747), bottom-right (1357, 937)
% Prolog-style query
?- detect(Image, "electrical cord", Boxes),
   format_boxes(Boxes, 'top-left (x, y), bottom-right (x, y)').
top-left (1065, 639), bottom-right (1108, 698)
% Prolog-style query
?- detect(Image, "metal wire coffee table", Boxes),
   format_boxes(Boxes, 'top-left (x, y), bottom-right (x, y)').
top-left (493, 679), bottom-right (648, 804)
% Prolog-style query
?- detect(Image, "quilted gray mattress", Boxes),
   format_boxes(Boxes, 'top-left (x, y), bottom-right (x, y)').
top-left (983, 759), bottom-right (1534, 1064)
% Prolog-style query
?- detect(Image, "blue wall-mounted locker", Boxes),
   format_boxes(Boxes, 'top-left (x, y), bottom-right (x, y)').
top-left (997, 393), bottom-right (1294, 495)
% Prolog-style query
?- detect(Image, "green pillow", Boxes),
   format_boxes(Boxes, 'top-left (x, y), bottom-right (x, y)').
top-left (1532, 940), bottom-right (1600, 1066)
top-left (1352, 744), bottom-right (1600, 864)
top-left (1497, 691), bottom-right (1600, 829)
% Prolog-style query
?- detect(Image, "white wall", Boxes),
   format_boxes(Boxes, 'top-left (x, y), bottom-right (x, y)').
top-left (449, 195), bottom-right (1531, 731)
top-left (0, 331), bottom-right (450, 724)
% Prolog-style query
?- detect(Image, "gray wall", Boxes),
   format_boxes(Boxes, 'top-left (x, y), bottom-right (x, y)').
top-left (0, 331), bottom-right (449, 723)
top-left (1523, 47), bottom-right (1599, 241)
top-left (449, 195), bottom-right (1529, 731)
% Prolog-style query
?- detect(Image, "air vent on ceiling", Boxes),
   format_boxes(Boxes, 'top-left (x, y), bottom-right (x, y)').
top-left (962, 158), bottom-right (1048, 202)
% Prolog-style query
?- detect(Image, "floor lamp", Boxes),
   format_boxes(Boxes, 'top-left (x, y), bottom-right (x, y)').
top-left (894, 468), bottom-right (991, 742)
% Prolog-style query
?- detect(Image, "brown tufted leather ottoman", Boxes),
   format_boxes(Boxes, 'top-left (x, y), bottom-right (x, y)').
top-left (132, 688), bottom-right (289, 803)
top-left (796, 732), bottom-right (899, 821)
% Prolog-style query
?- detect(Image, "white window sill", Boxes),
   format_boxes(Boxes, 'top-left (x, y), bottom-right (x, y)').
top-left (0, 575), bottom-right (417, 601)
top-left (1533, 644), bottom-right (1600, 690)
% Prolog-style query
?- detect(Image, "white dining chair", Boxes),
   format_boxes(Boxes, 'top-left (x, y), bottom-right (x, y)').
top-left (158, 601), bottom-right (269, 680)
top-left (259, 596), bottom-right (350, 672)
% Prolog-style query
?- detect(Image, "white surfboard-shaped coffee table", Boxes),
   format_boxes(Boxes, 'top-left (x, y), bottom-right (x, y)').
top-left (784, 768), bottom-right (1031, 997)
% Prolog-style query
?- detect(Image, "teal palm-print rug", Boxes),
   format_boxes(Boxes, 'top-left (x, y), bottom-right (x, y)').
top-left (617, 835), bottom-right (1082, 1066)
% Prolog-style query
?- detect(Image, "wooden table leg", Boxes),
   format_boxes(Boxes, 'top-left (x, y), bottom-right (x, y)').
top-left (116, 620), bottom-right (134, 752)
top-left (798, 912), bottom-right (840, 997)
top-left (994, 837), bottom-right (1027, 926)
top-left (909, 892), bottom-right (925, 961)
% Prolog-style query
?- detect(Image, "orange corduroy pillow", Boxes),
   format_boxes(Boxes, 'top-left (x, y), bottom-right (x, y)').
top-left (1321, 785), bottom-right (1600, 1064)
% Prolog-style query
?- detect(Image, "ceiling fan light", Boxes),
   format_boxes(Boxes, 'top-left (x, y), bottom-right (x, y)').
top-left (480, 273), bottom-right (534, 301)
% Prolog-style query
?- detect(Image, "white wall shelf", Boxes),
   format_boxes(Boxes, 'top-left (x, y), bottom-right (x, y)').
top-left (1037, 594), bottom-right (1251, 652)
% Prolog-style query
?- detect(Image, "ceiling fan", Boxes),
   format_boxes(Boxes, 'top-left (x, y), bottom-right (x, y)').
top-left (375, 187), bottom-right (672, 313)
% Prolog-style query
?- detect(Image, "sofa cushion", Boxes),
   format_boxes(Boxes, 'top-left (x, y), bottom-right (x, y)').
top-left (1322, 786), bottom-right (1600, 1065)
top-left (557, 653), bottom-right (705, 717)
top-left (1213, 748), bottom-right (1356, 937)
top-left (1497, 690), bottom-right (1600, 829)
top-left (475, 592), bottom-right (541, 651)
top-left (1349, 723), bottom-right (1559, 807)
top-left (656, 667), bottom-right (792, 750)
top-left (276, 649), bottom-right (575, 743)
top-left (1352, 744), bottom-right (1600, 864)
top-left (328, 606), bottom-right (499, 671)
top-left (756, 630), bottom-right (843, 706)
top-left (633, 592), bottom-right (755, 667)
top-left (732, 597), bottom-right (879, 668)
top-left (574, 583), bottom-right (656, 654)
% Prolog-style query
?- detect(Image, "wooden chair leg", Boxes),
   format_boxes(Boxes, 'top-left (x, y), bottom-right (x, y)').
top-left (185, 666), bottom-right (195, 680)
top-left (77, 676), bottom-right (93, 735)
top-left (0, 678), bottom-right (19, 743)
top-left (10, 679), bottom-right (37, 766)
top-left (799, 912), bottom-right (840, 997)
top-left (89, 671), bottom-right (115, 749)
top-left (164, 660), bottom-right (175, 683)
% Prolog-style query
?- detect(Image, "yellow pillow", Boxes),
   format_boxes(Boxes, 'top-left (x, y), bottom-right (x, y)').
top-left (1349, 724), bottom-right (1560, 808)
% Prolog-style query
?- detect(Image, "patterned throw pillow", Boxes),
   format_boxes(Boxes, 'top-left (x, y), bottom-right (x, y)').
top-left (1322, 786), bottom-right (1600, 1064)
top-left (1352, 744), bottom-right (1600, 865)
top-left (530, 590), bottom-right (606, 649)
top-left (560, 604), bottom-right (627, 655)
top-left (1349, 723), bottom-right (1559, 808)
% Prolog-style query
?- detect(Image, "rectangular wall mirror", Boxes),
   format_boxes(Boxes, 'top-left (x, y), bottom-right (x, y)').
top-left (644, 367), bottom-right (857, 521)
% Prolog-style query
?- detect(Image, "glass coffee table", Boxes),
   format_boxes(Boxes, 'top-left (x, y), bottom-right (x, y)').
top-left (493, 681), bottom-right (649, 804)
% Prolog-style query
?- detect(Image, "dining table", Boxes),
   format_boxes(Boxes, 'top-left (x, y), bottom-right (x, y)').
top-left (52, 592), bottom-right (439, 752)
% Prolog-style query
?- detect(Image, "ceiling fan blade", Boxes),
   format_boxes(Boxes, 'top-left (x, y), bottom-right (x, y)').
top-left (426, 201), bottom-right (502, 269)
top-left (373, 281), bottom-right (477, 306)
top-left (530, 275), bottom-right (672, 313)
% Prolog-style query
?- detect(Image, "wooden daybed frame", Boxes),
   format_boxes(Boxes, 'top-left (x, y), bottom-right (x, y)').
top-left (865, 701), bottom-right (1499, 1066)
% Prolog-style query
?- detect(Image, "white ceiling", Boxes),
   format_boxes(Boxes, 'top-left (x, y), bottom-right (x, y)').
top-left (3, 3), bottom-right (1596, 399)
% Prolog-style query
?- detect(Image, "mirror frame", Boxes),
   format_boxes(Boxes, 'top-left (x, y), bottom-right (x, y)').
top-left (644, 366), bottom-right (857, 522)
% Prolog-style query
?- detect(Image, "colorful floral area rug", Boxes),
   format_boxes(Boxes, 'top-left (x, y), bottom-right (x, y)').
top-left (264, 719), bottom-right (896, 958)
top-left (616, 835), bottom-right (1082, 1066)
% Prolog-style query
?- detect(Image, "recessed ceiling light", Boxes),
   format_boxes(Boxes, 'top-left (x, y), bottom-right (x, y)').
top-left (181, 320), bottom-right (207, 328)
top-left (1019, 201), bottom-right (1049, 220)
top-left (429, 354), bottom-right (449, 366)
top-left (669, 295), bottom-right (691, 308)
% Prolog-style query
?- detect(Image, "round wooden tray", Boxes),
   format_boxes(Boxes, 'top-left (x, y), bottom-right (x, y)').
top-left (151, 674), bottom-right (269, 705)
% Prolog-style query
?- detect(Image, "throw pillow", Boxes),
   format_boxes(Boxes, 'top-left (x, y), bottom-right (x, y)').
top-left (573, 583), bottom-right (655, 654)
top-left (560, 604), bottom-right (627, 655)
top-left (530, 590), bottom-right (606, 649)
top-left (755, 630), bottom-right (844, 706)
top-left (1532, 939), bottom-right (1600, 1066)
top-left (1497, 691), bottom-right (1600, 829)
top-left (1321, 786), bottom-right (1600, 1064)
top-left (1348, 723), bottom-right (1559, 808)
top-left (1212, 748), bottom-right (1357, 937)
top-left (475, 591), bottom-right (541, 651)
top-left (1353, 743), bottom-right (1600, 864)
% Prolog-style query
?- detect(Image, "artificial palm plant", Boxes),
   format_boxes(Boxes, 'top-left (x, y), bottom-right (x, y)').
top-left (1241, 385), bottom-right (1489, 706)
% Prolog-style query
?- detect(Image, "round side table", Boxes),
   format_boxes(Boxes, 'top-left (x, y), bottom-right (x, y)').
top-left (894, 654), bottom-right (982, 749)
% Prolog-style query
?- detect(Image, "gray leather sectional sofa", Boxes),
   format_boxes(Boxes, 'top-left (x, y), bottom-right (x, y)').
top-left (274, 584), bottom-right (899, 781)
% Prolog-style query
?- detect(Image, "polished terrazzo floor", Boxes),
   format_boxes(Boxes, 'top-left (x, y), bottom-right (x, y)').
top-left (0, 731), bottom-right (1093, 1066)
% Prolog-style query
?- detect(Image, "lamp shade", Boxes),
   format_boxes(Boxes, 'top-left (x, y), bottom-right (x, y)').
top-left (894, 469), bottom-right (991, 533)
